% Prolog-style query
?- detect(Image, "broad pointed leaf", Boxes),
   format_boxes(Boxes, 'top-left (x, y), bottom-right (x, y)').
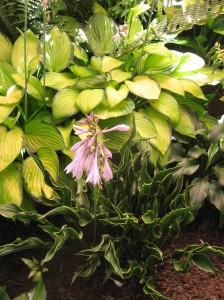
top-left (24, 119), bottom-right (65, 152)
top-left (37, 147), bottom-right (59, 182)
top-left (171, 52), bottom-right (205, 74)
top-left (190, 178), bottom-right (210, 205)
top-left (0, 33), bottom-right (12, 63)
top-left (52, 88), bottom-right (79, 119)
top-left (110, 69), bottom-right (132, 83)
top-left (0, 126), bottom-right (23, 172)
top-left (41, 27), bottom-right (73, 72)
top-left (69, 65), bottom-right (100, 77)
top-left (106, 81), bottom-right (129, 107)
top-left (93, 98), bottom-right (135, 119)
top-left (180, 79), bottom-right (206, 99)
top-left (76, 89), bottom-right (105, 114)
top-left (152, 74), bottom-right (185, 96)
top-left (125, 76), bottom-right (160, 100)
top-left (0, 104), bottom-right (17, 124)
top-left (86, 12), bottom-right (117, 56)
top-left (102, 56), bottom-right (124, 73)
top-left (11, 30), bottom-right (40, 74)
top-left (0, 87), bottom-right (23, 105)
top-left (0, 163), bottom-right (23, 205)
top-left (73, 44), bottom-right (88, 62)
top-left (174, 107), bottom-right (195, 137)
top-left (76, 75), bottom-right (106, 90)
top-left (134, 111), bottom-right (157, 139)
top-left (41, 72), bottom-right (77, 90)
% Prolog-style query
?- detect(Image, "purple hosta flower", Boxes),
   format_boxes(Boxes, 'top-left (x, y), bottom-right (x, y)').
top-left (65, 112), bottom-right (130, 187)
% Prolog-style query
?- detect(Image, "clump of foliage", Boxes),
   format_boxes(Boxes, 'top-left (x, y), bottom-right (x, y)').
top-left (0, 0), bottom-right (224, 299)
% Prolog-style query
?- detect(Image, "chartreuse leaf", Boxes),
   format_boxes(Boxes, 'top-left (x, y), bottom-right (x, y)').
top-left (110, 69), bottom-right (132, 83)
top-left (76, 89), bottom-right (105, 114)
top-left (0, 33), bottom-right (12, 64)
top-left (180, 79), bottom-right (206, 99)
top-left (152, 74), bottom-right (185, 96)
top-left (174, 107), bottom-right (195, 137)
top-left (150, 91), bottom-right (180, 127)
top-left (52, 88), bottom-right (79, 119)
top-left (93, 98), bottom-right (134, 119)
top-left (143, 43), bottom-right (171, 55)
top-left (37, 148), bottom-right (59, 182)
top-left (125, 76), bottom-right (160, 100)
top-left (0, 61), bottom-right (16, 94)
top-left (90, 56), bottom-right (102, 72)
top-left (76, 75), bottom-right (106, 90)
top-left (12, 73), bottom-right (44, 101)
top-left (0, 286), bottom-right (10, 300)
top-left (41, 27), bottom-right (73, 72)
top-left (22, 157), bottom-right (56, 200)
top-left (0, 87), bottom-right (23, 105)
top-left (24, 119), bottom-right (65, 152)
top-left (69, 65), bottom-right (100, 77)
top-left (171, 52), bottom-right (205, 74)
top-left (0, 163), bottom-right (23, 205)
top-left (145, 107), bottom-right (171, 155)
top-left (41, 72), bottom-right (77, 90)
top-left (128, 3), bottom-right (150, 21)
top-left (127, 17), bottom-right (143, 42)
top-left (134, 111), bottom-right (157, 139)
top-left (56, 121), bottom-right (73, 148)
top-left (0, 126), bottom-right (23, 172)
top-left (0, 104), bottom-right (17, 124)
top-left (106, 81), bottom-right (129, 107)
top-left (86, 12), bottom-right (117, 56)
top-left (102, 56), bottom-right (124, 73)
top-left (11, 30), bottom-right (40, 74)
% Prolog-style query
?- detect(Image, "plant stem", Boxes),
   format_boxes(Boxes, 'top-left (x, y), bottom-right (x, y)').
top-left (93, 186), bottom-right (99, 244)
top-left (24, 0), bottom-right (28, 122)
top-left (42, 8), bottom-right (47, 110)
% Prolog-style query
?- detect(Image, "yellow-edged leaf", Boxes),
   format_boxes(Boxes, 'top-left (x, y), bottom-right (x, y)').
top-left (0, 87), bottom-right (23, 105)
top-left (174, 107), bottom-right (195, 137)
top-left (76, 89), bottom-right (105, 114)
top-left (180, 79), bottom-right (206, 99)
top-left (106, 81), bottom-right (129, 107)
top-left (41, 72), bottom-right (77, 90)
top-left (102, 56), bottom-right (124, 73)
top-left (152, 74), bottom-right (185, 96)
top-left (37, 147), bottom-right (59, 182)
top-left (110, 69), bottom-right (132, 83)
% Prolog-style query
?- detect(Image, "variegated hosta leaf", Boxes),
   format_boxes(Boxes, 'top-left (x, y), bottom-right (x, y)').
top-left (41, 26), bottom-right (73, 72)
top-left (41, 72), bottom-right (77, 90)
top-left (0, 87), bottom-right (23, 105)
top-left (11, 30), bottom-right (40, 74)
top-left (0, 163), bottom-right (22, 205)
top-left (76, 89), bottom-right (105, 114)
top-left (22, 157), bottom-right (57, 200)
top-left (57, 121), bottom-right (73, 148)
top-left (127, 17), bottom-right (143, 42)
top-left (73, 44), bottom-right (88, 62)
top-left (0, 33), bottom-right (12, 63)
top-left (150, 91), bottom-right (180, 127)
top-left (143, 43), bottom-right (171, 55)
top-left (24, 119), bottom-right (65, 152)
top-left (145, 107), bottom-right (171, 155)
top-left (37, 147), bottom-right (59, 182)
top-left (93, 98), bottom-right (135, 119)
top-left (180, 79), bottom-right (206, 99)
top-left (110, 69), bottom-right (132, 83)
top-left (134, 111), bottom-right (157, 139)
top-left (12, 73), bottom-right (44, 101)
top-left (52, 88), bottom-right (79, 119)
top-left (106, 81), bottom-right (129, 107)
top-left (128, 3), bottom-right (150, 20)
top-left (0, 104), bottom-right (17, 124)
top-left (174, 107), bottom-right (195, 137)
top-left (69, 65), bottom-right (100, 77)
top-left (76, 75), bottom-right (106, 90)
top-left (152, 74), bottom-right (185, 96)
top-left (0, 61), bottom-right (16, 94)
top-left (102, 56), bottom-right (124, 73)
top-left (0, 126), bottom-right (23, 172)
top-left (171, 52), bottom-right (205, 74)
top-left (90, 56), bottom-right (102, 72)
top-left (125, 76), bottom-right (160, 100)
top-left (85, 12), bottom-right (117, 56)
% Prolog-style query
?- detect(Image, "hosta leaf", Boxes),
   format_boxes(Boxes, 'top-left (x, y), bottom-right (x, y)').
top-left (0, 33), bottom-right (12, 63)
top-left (0, 104), bottom-right (17, 124)
top-left (110, 69), bottom-right (132, 83)
top-left (143, 43), bottom-right (171, 55)
top-left (24, 119), bottom-right (65, 152)
top-left (125, 76), bottom-right (160, 100)
top-left (0, 61), bottom-right (16, 94)
top-left (76, 75), bottom-right (106, 90)
top-left (57, 121), bottom-right (73, 148)
top-left (210, 189), bottom-right (224, 227)
top-left (86, 12), bottom-right (117, 56)
top-left (0, 163), bottom-right (22, 205)
top-left (41, 27), bottom-right (73, 72)
top-left (73, 44), bottom-right (88, 62)
top-left (106, 81), bottom-right (129, 107)
top-left (190, 178), bottom-right (210, 206)
top-left (128, 17), bottom-right (143, 42)
top-left (11, 30), bottom-right (40, 74)
top-left (150, 91), bottom-right (180, 127)
top-left (12, 73), bottom-right (44, 101)
top-left (37, 147), bottom-right (59, 182)
top-left (93, 98), bottom-right (135, 119)
top-left (0, 126), bottom-right (23, 172)
top-left (134, 111), bottom-right (157, 139)
top-left (0, 87), bottom-right (23, 105)
top-left (152, 74), bottom-right (185, 96)
top-left (172, 52), bottom-right (205, 74)
top-left (76, 89), bottom-right (105, 114)
top-left (0, 286), bottom-right (10, 300)
top-left (174, 107), bottom-right (195, 137)
top-left (145, 107), bottom-right (171, 154)
top-left (102, 56), bottom-right (124, 73)
top-left (69, 65), bottom-right (100, 77)
top-left (192, 254), bottom-right (221, 273)
top-left (180, 79), bottom-right (206, 99)
top-left (52, 88), bottom-right (79, 119)
top-left (22, 157), bottom-right (55, 200)
top-left (128, 3), bottom-right (150, 20)
top-left (41, 72), bottom-right (77, 90)
top-left (90, 56), bottom-right (102, 72)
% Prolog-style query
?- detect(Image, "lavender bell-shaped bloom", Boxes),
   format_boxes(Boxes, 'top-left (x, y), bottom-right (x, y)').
top-left (65, 113), bottom-right (130, 187)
